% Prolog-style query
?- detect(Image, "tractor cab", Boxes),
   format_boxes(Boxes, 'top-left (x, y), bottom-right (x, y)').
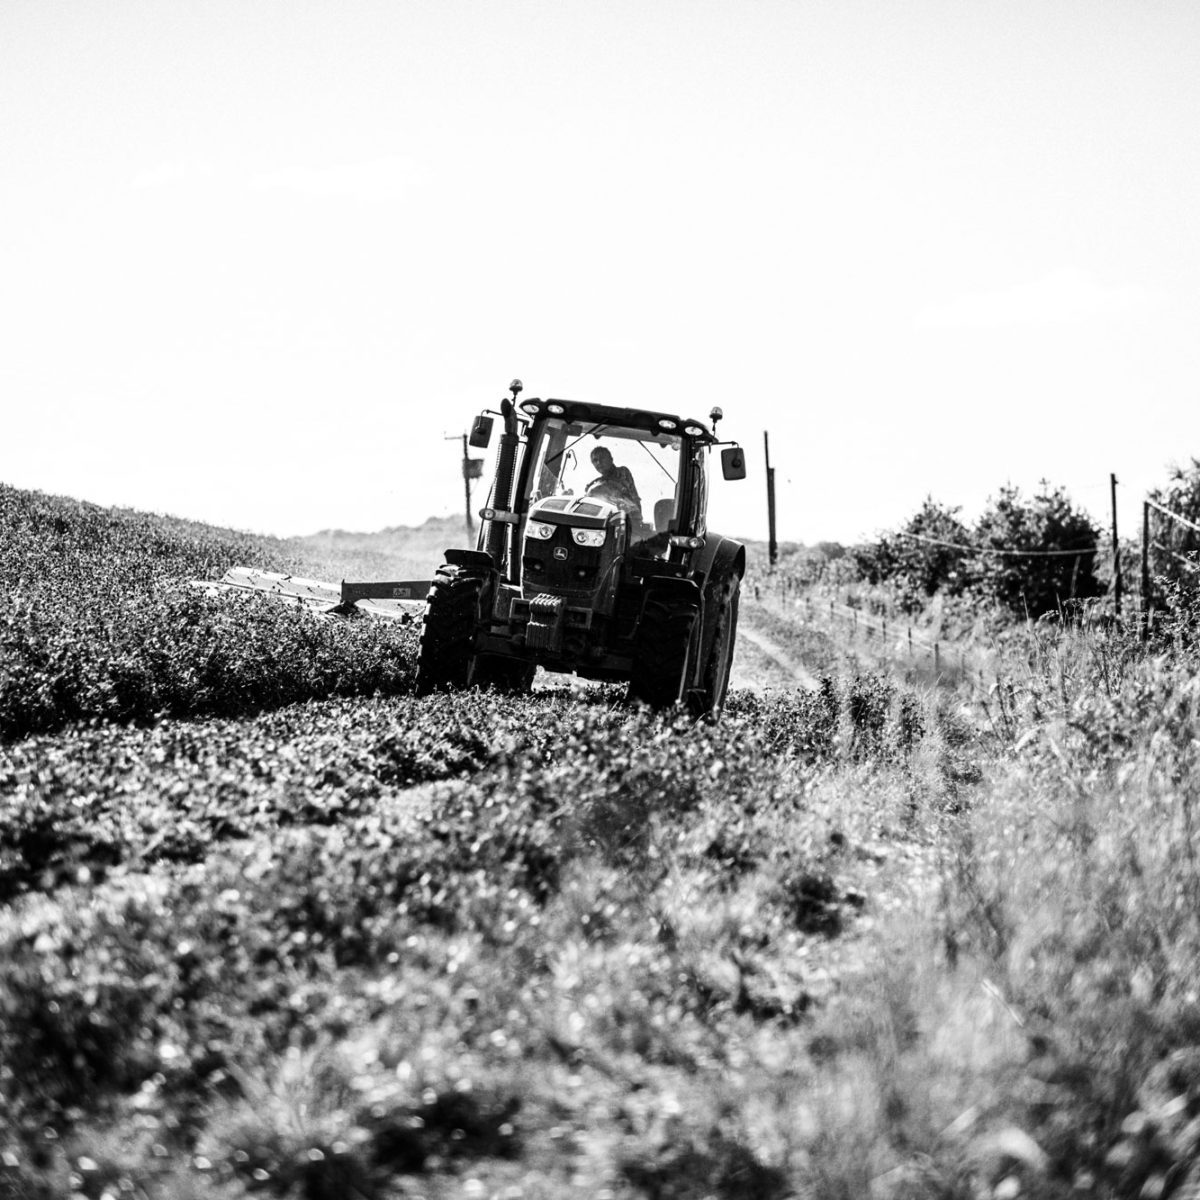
top-left (478, 396), bottom-right (742, 577)
top-left (514, 405), bottom-right (704, 566)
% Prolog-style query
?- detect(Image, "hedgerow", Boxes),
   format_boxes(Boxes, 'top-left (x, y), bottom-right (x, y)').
top-left (850, 484), bottom-right (1102, 619)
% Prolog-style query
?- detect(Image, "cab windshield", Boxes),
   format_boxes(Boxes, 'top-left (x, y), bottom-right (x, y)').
top-left (527, 419), bottom-right (683, 537)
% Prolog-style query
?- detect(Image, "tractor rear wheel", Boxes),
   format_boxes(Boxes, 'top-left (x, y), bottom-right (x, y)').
top-left (415, 565), bottom-right (489, 695)
top-left (627, 598), bottom-right (699, 709)
top-left (691, 572), bottom-right (741, 716)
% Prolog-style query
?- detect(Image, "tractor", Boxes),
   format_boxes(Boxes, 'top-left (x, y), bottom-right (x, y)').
top-left (415, 380), bottom-right (748, 713)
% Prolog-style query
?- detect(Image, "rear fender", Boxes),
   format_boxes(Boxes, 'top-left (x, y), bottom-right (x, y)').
top-left (692, 535), bottom-right (745, 674)
top-left (693, 535), bottom-right (746, 594)
top-left (641, 575), bottom-right (702, 612)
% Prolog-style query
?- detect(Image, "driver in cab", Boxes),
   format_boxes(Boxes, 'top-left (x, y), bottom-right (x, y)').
top-left (585, 447), bottom-right (642, 521)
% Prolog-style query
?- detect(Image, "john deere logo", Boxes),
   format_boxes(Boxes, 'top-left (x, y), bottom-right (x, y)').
top-left (553, 546), bottom-right (568, 560)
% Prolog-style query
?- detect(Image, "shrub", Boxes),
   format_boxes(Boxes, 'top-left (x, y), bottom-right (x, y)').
top-left (1147, 458), bottom-right (1200, 599)
top-left (971, 483), bottom-right (1102, 617)
top-left (854, 498), bottom-right (972, 612)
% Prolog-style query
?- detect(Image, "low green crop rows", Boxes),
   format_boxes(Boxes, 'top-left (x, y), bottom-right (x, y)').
top-left (0, 483), bottom-right (973, 1198)
top-left (0, 683), bottom-right (922, 1197)
top-left (0, 485), bottom-right (416, 740)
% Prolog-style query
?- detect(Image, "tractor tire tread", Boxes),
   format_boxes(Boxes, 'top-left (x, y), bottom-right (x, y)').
top-left (415, 566), bottom-right (488, 695)
top-left (693, 571), bottom-right (740, 716)
top-left (628, 598), bottom-right (699, 709)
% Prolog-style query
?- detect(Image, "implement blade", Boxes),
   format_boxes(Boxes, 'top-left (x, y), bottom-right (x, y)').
top-left (190, 567), bottom-right (430, 622)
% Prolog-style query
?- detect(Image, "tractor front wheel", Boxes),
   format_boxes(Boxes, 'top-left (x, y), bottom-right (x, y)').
top-left (627, 598), bottom-right (699, 709)
top-left (415, 565), bottom-right (489, 695)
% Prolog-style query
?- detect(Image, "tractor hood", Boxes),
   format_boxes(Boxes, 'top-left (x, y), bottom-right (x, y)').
top-left (520, 494), bottom-right (627, 607)
top-left (527, 495), bottom-right (623, 530)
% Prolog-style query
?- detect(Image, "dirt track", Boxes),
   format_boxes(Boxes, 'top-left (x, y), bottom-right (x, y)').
top-left (733, 621), bottom-right (819, 690)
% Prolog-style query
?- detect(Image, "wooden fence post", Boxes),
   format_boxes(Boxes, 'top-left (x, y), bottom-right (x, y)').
top-left (1141, 500), bottom-right (1151, 642)
top-left (764, 431), bottom-right (777, 569)
top-left (1111, 472), bottom-right (1122, 618)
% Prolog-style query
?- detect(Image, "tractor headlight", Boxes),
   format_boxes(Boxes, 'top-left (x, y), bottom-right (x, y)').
top-left (526, 521), bottom-right (556, 540)
top-left (572, 528), bottom-right (606, 548)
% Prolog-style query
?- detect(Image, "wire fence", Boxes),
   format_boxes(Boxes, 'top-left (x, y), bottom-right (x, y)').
top-left (1146, 499), bottom-right (1200, 538)
top-left (758, 490), bottom-right (1200, 679)
top-left (749, 487), bottom-right (1200, 683)
top-left (1142, 497), bottom-right (1200, 635)
top-left (793, 594), bottom-right (985, 686)
top-left (894, 530), bottom-right (1100, 559)
top-left (1146, 499), bottom-right (1200, 575)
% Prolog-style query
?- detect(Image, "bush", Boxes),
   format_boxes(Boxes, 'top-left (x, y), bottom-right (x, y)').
top-left (971, 483), bottom-right (1102, 617)
top-left (853, 498), bottom-right (972, 613)
top-left (846, 486), bottom-right (1105, 623)
top-left (1147, 458), bottom-right (1200, 598)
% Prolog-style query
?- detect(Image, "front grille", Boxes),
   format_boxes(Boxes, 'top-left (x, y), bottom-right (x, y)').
top-left (522, 527), bottom-right (600, 595)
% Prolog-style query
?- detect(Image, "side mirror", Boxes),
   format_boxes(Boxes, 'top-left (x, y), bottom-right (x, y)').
top-left (720, 446), bottom-right (746, 480)
top-left (468, 415), bottom-right (494, 448)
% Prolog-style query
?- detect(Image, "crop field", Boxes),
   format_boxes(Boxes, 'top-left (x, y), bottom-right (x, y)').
top-left (3, 482), bottom-right (1200, 1199)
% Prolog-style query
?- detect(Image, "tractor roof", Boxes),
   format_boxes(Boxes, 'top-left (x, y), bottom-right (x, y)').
top-left (517, 397), bottom-right (717, 443)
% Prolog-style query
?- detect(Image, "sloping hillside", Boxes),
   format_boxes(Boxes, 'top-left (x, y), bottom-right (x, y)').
top-left (0, 484), bottom-right (417, 739)
top-left (285, 514), bottom-right (469, 582)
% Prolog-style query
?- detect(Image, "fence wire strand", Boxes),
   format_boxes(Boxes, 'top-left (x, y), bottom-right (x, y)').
top-left (895, 531), bottom-right (1098, 558)
top-left (1147, 498), bottom-right (1200, 537)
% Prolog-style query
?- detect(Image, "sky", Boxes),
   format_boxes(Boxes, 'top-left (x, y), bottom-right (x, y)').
top-left (3, 0), bottom-right (1199, 547)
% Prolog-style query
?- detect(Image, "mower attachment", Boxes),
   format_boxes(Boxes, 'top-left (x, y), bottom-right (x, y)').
top-left (191, 567), bottom-right (431, 621)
